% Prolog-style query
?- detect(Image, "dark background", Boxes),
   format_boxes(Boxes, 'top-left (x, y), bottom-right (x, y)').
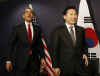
top-left (0, 0), bottom-right (100, 75)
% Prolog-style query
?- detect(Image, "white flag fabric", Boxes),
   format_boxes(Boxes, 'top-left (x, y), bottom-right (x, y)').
top-left (29, 4), bottom-right (33, 10)
top-left (77, 0), bottom-right (100, 58)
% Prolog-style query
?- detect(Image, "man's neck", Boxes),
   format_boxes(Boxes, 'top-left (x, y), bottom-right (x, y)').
top-left (25, 21), bottom-right (32, 24)
top-left (65, 22), bottom-right (73, 27)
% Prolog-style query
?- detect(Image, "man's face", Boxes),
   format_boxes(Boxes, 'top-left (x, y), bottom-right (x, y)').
top-left (64, 9), bottom-right (78, 25)
top-left (24, 8), bottom-right (35, 22)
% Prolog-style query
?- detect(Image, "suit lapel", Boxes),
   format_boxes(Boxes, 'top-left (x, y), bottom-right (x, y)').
top-left (21, 23), bottom-right (37, 45)
top-left (63, 26), bottom-right (73, 45)
top-left (75, 26), bottom-right (80, 45)
top-left (21, 23), bottom-right (30, 44)
top-left (63, 25), bottom-right (80, 47)
top-left (32, 25), bottom-right (36, 44)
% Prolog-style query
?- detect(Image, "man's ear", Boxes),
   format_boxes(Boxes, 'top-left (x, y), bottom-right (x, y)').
top-left (64, 15), bottom-right (66, 20)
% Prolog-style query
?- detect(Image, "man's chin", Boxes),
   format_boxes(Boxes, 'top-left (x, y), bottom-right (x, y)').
top-left (71, 22), bottom-right (76, 25)
top-left (26, 19), bottom-right (32, 22)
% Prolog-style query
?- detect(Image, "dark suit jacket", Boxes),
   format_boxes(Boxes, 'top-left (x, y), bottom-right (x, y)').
top-left (8, 23), bottom-right (44, 72)
top-left (50, 25), bottom-right (88, 75)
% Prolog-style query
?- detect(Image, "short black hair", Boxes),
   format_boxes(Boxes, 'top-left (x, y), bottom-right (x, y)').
top-left (24, 8), bottom-right (36, 16)
top-left (63, 6), bottom-right (77, 15)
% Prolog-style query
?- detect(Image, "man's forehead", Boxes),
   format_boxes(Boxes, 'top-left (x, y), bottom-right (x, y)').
top-left (67, 9), bottom-right (76, 12)
top-left (25, 8), bottom-right (32, 12)
top-left (66, 9), bottom-right (77, 14)
top-left (24, 8), bottom-right (36, 16)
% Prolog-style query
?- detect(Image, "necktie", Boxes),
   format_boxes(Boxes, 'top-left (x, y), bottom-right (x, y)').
top-left (70, 26), bottom-right (76, 45)
top-left (27, 23), bottom-right (32, 55)
top-left (28, 23), bottom-right (32, 44)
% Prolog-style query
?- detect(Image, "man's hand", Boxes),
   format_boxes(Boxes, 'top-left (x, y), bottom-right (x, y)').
top-left (53, 68), bottom-right (61, 76)
top-left (5, 61), bottom-right (12, 72)
top-left (82, 54), bottom-right (88, 67)
top-left (41, 58), bottom-right (46, 69)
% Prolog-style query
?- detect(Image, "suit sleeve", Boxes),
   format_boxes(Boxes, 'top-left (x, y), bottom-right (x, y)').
top-left (36, 27), bottom-right (45, 60)
top-left (81, 28), bottom-right (88, 56)
top-left (7, 26), bottom-right (17, 63)
top-left (50, 30), bottom-right (60, 68)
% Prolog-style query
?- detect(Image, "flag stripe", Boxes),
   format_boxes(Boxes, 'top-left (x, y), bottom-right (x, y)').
top-left (45, 54), bottom-right (52, 64)
top-left (44, 48), bottom-right (51, 60)
top-left (46, 66), bottom-right (55, 76)
top-left (42, 36), bottom-right (55, 76)
top-left (46, 61), bottom-right (55, 75)
top-left (45, 57), bottom-right (52, 67)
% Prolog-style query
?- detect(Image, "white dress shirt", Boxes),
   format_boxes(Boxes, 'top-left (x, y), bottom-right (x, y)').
top-left (65, 23), bottom-right (76, 41)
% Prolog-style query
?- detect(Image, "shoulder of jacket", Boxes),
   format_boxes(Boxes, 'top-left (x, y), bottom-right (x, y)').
top-left (55, 25), bottom-right (65, 31)
top-left (13, 23), bottom-right (24, 28)
top-left (75, 25), bottom-right (85, 30)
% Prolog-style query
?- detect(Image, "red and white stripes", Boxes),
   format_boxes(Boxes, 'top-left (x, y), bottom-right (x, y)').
top-left (41, 36), bottom-right (55, 76)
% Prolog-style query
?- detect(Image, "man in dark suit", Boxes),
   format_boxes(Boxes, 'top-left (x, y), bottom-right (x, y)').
top-left (5, 8), bottom-right (46, 76)
top-left (50, 6), bottom-right (88, 76)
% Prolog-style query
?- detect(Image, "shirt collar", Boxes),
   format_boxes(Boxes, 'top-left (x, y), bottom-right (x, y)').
top-left (65, 22), bottom-right (74, 29)
top-left (25, 21), bottom-right (32, 26)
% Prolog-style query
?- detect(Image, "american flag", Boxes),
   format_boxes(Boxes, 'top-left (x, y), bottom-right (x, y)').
top-left (41, 36), bottom-right (55, 76)
top-left (28, 3), bottom-right (55, 76)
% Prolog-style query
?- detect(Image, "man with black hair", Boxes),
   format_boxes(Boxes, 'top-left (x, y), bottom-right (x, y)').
top-left (51, 6), bottom-right (88, 76)
top-left (5, 8), bottom-right (46, 76)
